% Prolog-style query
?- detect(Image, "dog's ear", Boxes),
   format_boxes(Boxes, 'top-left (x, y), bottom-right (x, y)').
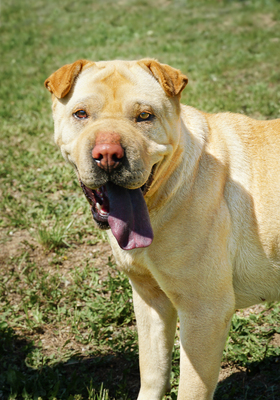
top-left (139, 59), bottom-right (188, 97)
top-left (44, 59), bottom-right (91, 98)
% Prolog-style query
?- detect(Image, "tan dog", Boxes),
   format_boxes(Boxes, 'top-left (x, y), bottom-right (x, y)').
top-left (45, 59), bottom-right (280, 400)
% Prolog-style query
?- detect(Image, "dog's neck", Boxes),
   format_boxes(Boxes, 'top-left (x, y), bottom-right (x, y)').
top-left (146, 107), bottom-right (207, 214)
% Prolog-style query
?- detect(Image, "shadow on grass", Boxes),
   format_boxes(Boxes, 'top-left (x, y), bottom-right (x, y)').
top-left (1, 326), bottom-right (280, 400)
top-left (0, 326), bottom-right (140, 400)
top-left (215, 357), bottom-right (280, 400)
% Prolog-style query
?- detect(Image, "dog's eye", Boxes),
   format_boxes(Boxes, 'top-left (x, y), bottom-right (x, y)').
top-left (137, 112), bottom-right (154, 122)
top-left (73, 110), bottom-right (88, 119)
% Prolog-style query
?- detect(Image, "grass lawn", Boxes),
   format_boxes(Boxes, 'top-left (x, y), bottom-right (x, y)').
top-left (1, 0), bottom-right (280, 399)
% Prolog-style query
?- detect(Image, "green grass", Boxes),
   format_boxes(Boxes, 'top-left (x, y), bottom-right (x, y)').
top-left (1, 0), bottom-right (280, 399)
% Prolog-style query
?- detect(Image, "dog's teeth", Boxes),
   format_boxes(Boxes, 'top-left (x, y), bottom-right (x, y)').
top-left (96, 202), bottom-right (102, 211)
top-left (100, 210), bottom-right (108, 216)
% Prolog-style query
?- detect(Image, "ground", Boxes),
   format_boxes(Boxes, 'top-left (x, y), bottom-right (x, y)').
top-left (1, 226), bottom-right (280, 399)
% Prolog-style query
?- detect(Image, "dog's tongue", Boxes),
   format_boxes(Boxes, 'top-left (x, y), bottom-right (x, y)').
top-left (106, 182), bottom-right (153, 250)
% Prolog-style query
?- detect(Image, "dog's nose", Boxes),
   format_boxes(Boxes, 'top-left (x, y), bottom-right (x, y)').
top-left (92, 132), bottom-right (124, 173)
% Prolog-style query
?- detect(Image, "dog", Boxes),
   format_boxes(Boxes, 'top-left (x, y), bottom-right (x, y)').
top-left (45, 59), bottom-right (280, 400)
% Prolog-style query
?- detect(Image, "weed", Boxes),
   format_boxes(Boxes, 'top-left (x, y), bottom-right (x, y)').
top-left (36, 220), bottom-right (73, 250)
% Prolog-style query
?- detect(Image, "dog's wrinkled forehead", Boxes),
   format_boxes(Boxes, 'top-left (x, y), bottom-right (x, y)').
top-left (46, 59), bottom-right (188, 123)
top-left (73, 61), bottom-right (168, 101)
top-left (81, 60), bottom-right (137, 82)
top-left (46, 59), bottom-right (188, 107)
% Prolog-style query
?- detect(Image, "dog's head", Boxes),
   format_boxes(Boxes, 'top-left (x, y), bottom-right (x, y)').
top-left (45, 59), bottom-right (187, 250)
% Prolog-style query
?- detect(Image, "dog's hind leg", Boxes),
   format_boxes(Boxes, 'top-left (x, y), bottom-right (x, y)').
top-left (130, 276), bottom-right (177, 400)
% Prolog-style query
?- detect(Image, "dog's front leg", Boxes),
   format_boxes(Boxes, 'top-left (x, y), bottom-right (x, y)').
top-left (177, 299), bottom-right (234, 400)
top-left (130, 275), bottom-right (177, 400)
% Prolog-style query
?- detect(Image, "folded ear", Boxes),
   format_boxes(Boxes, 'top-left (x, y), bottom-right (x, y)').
top-left (44, 59), bottom-right (92, 98)
top-left (139, 59), bottom-right (188, 97)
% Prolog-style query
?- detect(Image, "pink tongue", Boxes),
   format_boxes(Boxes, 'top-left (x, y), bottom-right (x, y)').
top-left (106, 182), bottom-right (153, 250)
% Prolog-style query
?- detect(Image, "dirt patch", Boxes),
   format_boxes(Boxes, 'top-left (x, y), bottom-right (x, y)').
top-left (218, 363), bottom-right (246, 382)
top-left (271, 332), bottom-right (280, 347)
top-left (0, 228), bottom-right (35, 263)
top-left (0, 227), bottom-right (112, 276)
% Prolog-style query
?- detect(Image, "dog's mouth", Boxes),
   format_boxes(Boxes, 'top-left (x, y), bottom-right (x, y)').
top-left (79, 168), bottom-right (155, 251)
